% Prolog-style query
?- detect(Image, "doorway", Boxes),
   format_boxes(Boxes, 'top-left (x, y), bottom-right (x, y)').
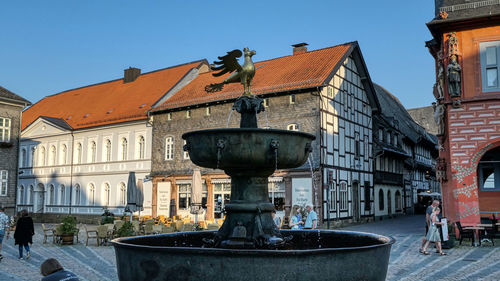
top-left (213, 183), bottom-right (231, 219)
top-left (387, 190), bottom-right (392, 216)
top-left (34, 183), bottom-right (45, 213)
top-left (352, 182), bottom-right (360, 222)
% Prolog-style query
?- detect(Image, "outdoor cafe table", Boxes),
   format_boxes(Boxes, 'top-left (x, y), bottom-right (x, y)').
top-left (464, 226), bottom-right (485, 246)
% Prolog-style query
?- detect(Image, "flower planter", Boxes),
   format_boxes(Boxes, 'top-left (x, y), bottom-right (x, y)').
top-left (61, 234), bottom-right (74, 245)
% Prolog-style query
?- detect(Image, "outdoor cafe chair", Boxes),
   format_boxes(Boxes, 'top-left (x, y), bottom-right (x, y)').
top-left (174, 221), bottom-right (184, 232)
top-left (206, 223), bottom-right (219, 231)
top-left (456, 221), bottom-right (475, 246)
top-left (132, 221), bottom-right (140, 235)
top-left (54, 227), bottom-right (63, 245)
top-left (182, 223), bottom-right (195, 232)
top-left (97, 225), bottom-right (109, 246)
top-left (161, 225), bottom-right (175, 233)
top-left (74, 223), bottom-right (82, 244)
top-left (152, 224), bottom-right (162, 234)
top-left (144, 224), bottom-right (154, 235)
top-left (114, 220), bottom-right (125, 230)
top-left (84, 225), bottom-right (98, 246)
top-left (41, 224), bottom-right (55, 244)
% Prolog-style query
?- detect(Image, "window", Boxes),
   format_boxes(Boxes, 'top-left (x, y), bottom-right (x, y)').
top-left (75, 143), bottom-right (82, 164)
top-left (386, 131), bottom-right (391, 145)
top-left (103, 183), bottom-right (110, 207)
top-left (137, 136), bottom-right (145, 159)
top-left (165, 137), bottom-right (174, 160)
top-left (39, 146), bottom-right (46, 166)
top-left (120, 138), bottom-right (128, 161)
top-left (364, 136), bottom-right (369, 159)
top-left (395, 190), bottom-right (402, 211)
top-left (0, 117), bottom-right (11, 142)
top-left (119, 182), bottom-right (126, 205)
top-left (364, 182), bottom-right (371, 211)
top-left (20, 148), bottom-right (27, 167)
top-left (167, 113), bottom-right (172, 121)
top-left (30, 147), bottom-right (35, 167)
top-left (393, 135), bottom-right (398, 147)
top-left (378, 129), bottom-right (383, 142)
top-left (339, 181), bottom-right (348, 211)
top-left (29, 185), bottom-right (34, 205)
top-left (49, 145), bottom-right (56, 166)
top-left (264, 98), bottom-right (269, 107)
top-left (74, 184), bottom-right (81, 205)
top-left (178, 184), bottom-right (191, 210)
top-left (354, 133), bottom-right (360, 160)
top-left (59, 185), bottom-right (65, 205)
top-left (88, 184), bottom-right (96, 206)
top-left (379, 189), bottom-right (384, 211)
top-left (206, 107), bottom-right (211, 116)
top-left (60, 145), bottom-right (67, 165)
top-left (287, 123), bottom-right (298, 131)
top-left (90, 141), bottom-right (97, 163)
top-left (183, 140), bottom-right (190, 160)
top-left (289, 94), bottom-right (296, 104)
top-left (480, 41), bottom-right (500, 92)
top-left (49, 184), bottom-right (55, 205)
top-left (105, 139), bottom-right (112, 162)
top-left (19, 185), bottom-right (25, 204)
top-left (186, 110), bottom-right (191, 119)
top-left (329, 182), bottom-right (336, 211)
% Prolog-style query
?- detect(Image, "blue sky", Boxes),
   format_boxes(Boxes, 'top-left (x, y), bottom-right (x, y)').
top-left (0, 0), bottom-right (436, 109)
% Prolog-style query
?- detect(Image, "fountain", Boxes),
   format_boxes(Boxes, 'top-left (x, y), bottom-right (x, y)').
top-left (112, 48), bottom-right (394, 281)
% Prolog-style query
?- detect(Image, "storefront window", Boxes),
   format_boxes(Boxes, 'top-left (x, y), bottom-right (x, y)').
top-left (178, 184), bottom-right (191, 210)
top-left (214, 183), bottom-right (231, 219)
top-left (268, 181), bottom-right (285, 211)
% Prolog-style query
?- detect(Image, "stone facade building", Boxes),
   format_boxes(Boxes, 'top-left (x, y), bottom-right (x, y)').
top-left (408, 106), bottom-right (439, 135)
top-left (149, 42), bottom-right (382, 226)
top-left (427, 0), bottom-right (500, 224)
top-left (0, 86), bottom-right (30, 216)
top-left (18, 61), bottom-right (208, 220)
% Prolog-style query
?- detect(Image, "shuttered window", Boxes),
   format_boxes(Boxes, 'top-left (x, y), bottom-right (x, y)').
top-left (480, 41), bottom-right (500, 92)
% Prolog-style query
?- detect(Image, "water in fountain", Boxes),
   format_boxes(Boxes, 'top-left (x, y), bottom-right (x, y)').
top-left (226, 108), bottom-right (234, 128)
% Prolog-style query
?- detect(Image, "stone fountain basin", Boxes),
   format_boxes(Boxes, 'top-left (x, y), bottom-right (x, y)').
top-left (112, 230), bottom-right (395, 281)
top-left (182, 128), bottom-right (316, 171)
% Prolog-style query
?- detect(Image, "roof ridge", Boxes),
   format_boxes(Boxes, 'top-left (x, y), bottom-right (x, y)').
top-left (44, 59), bottom-right (207, 99)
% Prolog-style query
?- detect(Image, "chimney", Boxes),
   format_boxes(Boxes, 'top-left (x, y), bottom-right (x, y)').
top-left (292, 43), bottom-right (308, 55)
top-left (124, 67), bottom-right (141, 83)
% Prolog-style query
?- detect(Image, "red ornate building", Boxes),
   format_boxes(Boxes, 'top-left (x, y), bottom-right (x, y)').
top-left (426, 0), bottom-right (500, 225)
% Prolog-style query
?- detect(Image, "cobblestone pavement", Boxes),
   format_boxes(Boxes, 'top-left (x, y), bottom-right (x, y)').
top-left (342, 215), bottom-right (500, 281)
top-left (0, 218), bottom-right (498, 280)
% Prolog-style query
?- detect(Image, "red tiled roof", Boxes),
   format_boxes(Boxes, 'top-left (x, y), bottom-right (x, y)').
top-left (22, 61), bottom-right (205, 130)
top-left (151, 42), bottom-right (354, 112)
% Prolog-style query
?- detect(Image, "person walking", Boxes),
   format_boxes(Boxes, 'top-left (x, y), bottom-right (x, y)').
top-left (289, 205), bottom-right (303, 230)
top-left (304, 205), bottom-right (318, 229)
top-left (421, 207), bottom-right (447, 255)
top-left (420, 200), bottom-right (440, 253)
top-left (271, 210), bottom-right (281, 229)
top-left (14, 209), bottom-right (34, 260)
top-left (41, 258), bottom-right (79, 281)
top-left (0, 207), bottom-right (11, 261)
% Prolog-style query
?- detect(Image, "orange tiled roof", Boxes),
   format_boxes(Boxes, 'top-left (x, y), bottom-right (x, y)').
top-left (152, 42), bottom-right (354, 112)
top-left (22, 61), bottom-right (206, 130)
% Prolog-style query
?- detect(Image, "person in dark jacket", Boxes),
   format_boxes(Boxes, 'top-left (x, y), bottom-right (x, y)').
top-left (14, 209), bottom-right (34, 260)
top-left (41, 258), bottom-right (79, 281)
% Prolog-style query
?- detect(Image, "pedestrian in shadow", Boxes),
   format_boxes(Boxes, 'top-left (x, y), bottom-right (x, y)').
top-left (41, 258), bottom-right (79, 281)
top-left (14, 209), bottom-right (34, 260)
top-left (421, 207), bottom-right (447, 256)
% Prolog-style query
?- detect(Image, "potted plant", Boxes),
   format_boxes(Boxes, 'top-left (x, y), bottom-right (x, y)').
top-left (101, 208), bottom-right (115, 225)
top-left (57, 216), bottom-right (77, 245)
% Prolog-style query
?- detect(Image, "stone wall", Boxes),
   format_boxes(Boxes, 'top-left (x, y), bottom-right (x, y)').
top-left (0, 103), bottom-right (22, 216)
top-left (408, 106), bottom-right (439, 135)
top-left (151, 91), bottom-right (321, 176)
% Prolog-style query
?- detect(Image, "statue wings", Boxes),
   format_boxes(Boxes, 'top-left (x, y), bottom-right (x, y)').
top-left (211, 49), bottom-right (243, 77)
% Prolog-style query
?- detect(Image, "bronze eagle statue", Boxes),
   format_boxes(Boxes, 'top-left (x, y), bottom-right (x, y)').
top-left (205, 48), bottom-right (256, 95)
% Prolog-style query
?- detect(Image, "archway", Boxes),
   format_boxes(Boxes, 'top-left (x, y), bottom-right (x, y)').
top-left (34, 183), bottom-right (45, 213)
top-left (477, 146), bottom-right (500, 218)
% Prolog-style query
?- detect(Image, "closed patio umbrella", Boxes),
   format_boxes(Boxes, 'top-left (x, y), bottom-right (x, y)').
top-left (137, 179), bottom-right (144, 218)
top-left (125, 172), bottom-right (138, 222)
top-left (191, 168), bottom-right (203, 223)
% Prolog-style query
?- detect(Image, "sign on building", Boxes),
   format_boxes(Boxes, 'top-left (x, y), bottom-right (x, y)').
top-left (292, 178), bottom-right (313, 207)
top-left (157, 182), bottom-right (171, 216)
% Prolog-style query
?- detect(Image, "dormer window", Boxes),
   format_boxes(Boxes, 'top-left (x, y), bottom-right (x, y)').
top-left (264, 98), bottom-right (269, 107)
top-left (167, 113), bottom-right (172, 121)
top-left (186, 110), bottom-right (191, 119)
top-left (206, 107), bottom-right (211, 116)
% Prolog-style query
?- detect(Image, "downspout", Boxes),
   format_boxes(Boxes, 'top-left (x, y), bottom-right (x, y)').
top-left (68, 131), bottom-right (74, 214)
